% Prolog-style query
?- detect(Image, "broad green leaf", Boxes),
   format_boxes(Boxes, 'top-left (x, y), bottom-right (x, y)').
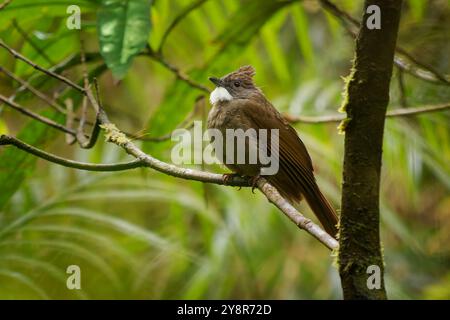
top-left (97, 0), bottom-right (152, 79)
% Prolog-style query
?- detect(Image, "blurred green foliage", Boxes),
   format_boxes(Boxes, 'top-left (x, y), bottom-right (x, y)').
top-left (0, 0), bottom-right (449, 299)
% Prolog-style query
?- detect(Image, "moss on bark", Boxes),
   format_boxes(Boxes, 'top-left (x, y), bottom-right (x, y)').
top-left (338, 0), bottom-right (403, 300)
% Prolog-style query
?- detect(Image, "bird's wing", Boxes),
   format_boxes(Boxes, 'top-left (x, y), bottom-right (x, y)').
top-left (224, 97), bottom-right (338, 236)
top-left (236, 98), bottom-right (317, 201)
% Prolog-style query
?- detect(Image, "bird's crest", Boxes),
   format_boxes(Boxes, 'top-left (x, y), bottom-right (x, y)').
top-left (224, 65), bottom-right (256, 84)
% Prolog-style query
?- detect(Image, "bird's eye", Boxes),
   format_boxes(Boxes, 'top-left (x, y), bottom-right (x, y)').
top-left (234, 81), bottom-right (241, 87)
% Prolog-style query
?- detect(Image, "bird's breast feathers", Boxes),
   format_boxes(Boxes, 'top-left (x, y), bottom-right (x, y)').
top-left (209, 87), bottom-right (233, 105)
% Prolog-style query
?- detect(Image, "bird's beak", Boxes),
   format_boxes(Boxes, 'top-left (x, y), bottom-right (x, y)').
top-left (209, 77), bottom-right (222, 87)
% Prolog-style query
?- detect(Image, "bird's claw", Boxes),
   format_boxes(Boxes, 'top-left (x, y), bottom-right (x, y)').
top-left (222, 173), bottom-right (261, 193)
top-left (249, 175), bottom-right (261, 194)
top-left (222, 173), bottom-right (242, 187)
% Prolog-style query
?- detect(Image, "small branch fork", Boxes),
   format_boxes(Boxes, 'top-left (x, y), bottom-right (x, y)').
top-left (0, 39), bottom-right (338, 251)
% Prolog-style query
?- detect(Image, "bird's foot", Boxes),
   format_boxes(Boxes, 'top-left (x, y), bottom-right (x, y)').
top-left (222, 173), bottom-right (244, 188)
top-left (249, 175), bottom-right (261, 194)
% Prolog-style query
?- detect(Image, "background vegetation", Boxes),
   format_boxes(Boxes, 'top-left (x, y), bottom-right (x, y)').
top-left (0, 0), bottom-right (449, 299)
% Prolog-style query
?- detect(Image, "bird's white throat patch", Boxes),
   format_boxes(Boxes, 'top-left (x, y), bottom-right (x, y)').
top-left (210, 87), bottom-right (233, 105)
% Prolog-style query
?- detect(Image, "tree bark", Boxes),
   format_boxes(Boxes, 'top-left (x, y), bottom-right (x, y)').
top-left (338, 0), bottom-right (403, 299)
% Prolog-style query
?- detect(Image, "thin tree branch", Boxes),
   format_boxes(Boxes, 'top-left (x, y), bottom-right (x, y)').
top-left (0, 131), bottom-right (339, 249)
top-left (0, 135), bottom-right (143, 171)
top-left (157, 0), bottom-right (209, 54)
top-left (0, 66), bottom-right (66, 114)
top-left (256, 179), bottom-right (338, 250)
top-left (11, 52), bottom-right (102, 99)
top-left (395, 46), bottom-right (450, 85)
top-left (99, 122), bottom-right (338, 250)
top-left (2, 47), bottom-right (203, 143)
top-left (12, 19), bottom-right (55, 65)
top-left (78, 55), bottom-right (338, 249)
top-left (76, 95), bottom-right (89, 145)
top-left (0, 0), bottom-right (11, 11)
top-left (131, 122), bottom-right (195, 142)
top-left (75, 41), bottom-right (91, 146)
top-left (0, 40), bottom-right (204, 146)
top-left (0, 38), bottom-right (339, 251)
top-left (146, 48), bottom-right (210, 93)
top-left (64, 99), bottom-right (77, 145)
top-left (0, 94), bottom-right (76, 135)
top-left (130, 95), bottom-right (205, 142)
top-left (319, 0), bottom-right (450, 86)
top-left (0, 64), bottom-right (103, 141)
top-left (0, 38), bottom-right (85, 92)
top-left (284, 102), bottom-right (450, 124)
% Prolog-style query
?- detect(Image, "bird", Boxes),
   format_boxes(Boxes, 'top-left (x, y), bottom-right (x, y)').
top-left (207, 65), bottom-right (338, 238)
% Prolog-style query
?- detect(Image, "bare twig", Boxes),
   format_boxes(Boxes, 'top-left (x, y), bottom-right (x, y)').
top-left (146, 48), bottom-right (210, 93)
top-left (157, 0), bottom-right (209, 53)
top-left (393, 54), bottom-right (450, 85)
top-left (284, 102), bottom-right (450, 124)
top-left (0, 63), bottom-right (103, 139)
top-left (319, 0), bottom-right (450, 86)
top-left (12, 52), bottom-right (102, 99)
top-left (0, 0), bottom-right (12, 11)
top-left (12, 19), bottom-right (55, 65)
top-left (64, 99), bottom-right (76, 145)
top-left (0, 94), bottom-right (76, 135)
top-left (257, 179), bottom-right (338, 249)
top-left (1, 126), bottom-right (339, 250)
top-left (0, 66), bottom-right (66, 114)
top-left (76, 95), bottom-right (89, 145)
top-left (87, 102), bottom-right (337, 249)
top-left (131, 95), bottom-right (205, 142)
top-left (0, 39), bottom-right (339, 250)
top-left (131, 122), bottom-right (195, 142)
top-left (395, 46), bottom-right (450, 85)
top-left (0, 39), bottom-right (85, 92)
top-left (0, 135), bottom-right (143, 172)
top-left (76, 41), bottom-right (91, 145)
top-left (98, 122), bottom-right (338, 250)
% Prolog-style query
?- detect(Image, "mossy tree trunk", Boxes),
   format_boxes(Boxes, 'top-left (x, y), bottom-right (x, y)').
top-left (338, 0), bottom-right (403, 299)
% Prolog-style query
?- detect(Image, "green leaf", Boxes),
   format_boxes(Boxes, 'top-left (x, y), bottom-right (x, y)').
top-left (408, 0), bottom-right (426, 21)
top-left (0, 0), bottom-right (99, 26)
top-left (292, 5), bottom-right (315, 65)
top-left (97, 0), bottom-right (152, 79)
top-left (211, 0), bottom-right (293, 52)
top-left (0, 119), bottom-right (8, 135)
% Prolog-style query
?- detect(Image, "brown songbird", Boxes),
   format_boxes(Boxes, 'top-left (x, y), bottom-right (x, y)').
top-left (207, 66), bottom-right (338, 237)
